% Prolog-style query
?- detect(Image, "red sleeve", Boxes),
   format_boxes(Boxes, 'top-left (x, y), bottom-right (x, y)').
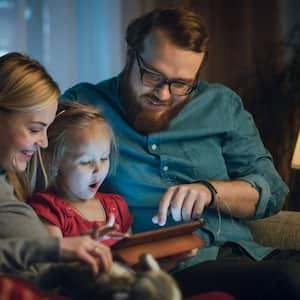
top-left (29, 192), bottom-right (66, 231)
top-left (103, 194), bottom-right (133, 232)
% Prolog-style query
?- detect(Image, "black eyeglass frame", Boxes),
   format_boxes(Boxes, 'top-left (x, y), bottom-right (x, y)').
top-left (135, 51), bottom-right (198, 96)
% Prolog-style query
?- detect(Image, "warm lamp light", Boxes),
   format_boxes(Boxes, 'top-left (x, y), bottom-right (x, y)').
top-left (291, 131), bottom-right (300, 170)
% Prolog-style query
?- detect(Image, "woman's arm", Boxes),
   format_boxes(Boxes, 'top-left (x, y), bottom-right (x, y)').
top-left (0, 237), bottom-right (59, 273)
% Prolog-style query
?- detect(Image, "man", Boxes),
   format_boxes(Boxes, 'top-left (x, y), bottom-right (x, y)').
top-left (63, 8), bottom-right (300, 299)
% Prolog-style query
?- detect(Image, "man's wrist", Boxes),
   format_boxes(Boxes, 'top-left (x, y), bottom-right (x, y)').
top-left (197, 180), bottom-right (218, 207)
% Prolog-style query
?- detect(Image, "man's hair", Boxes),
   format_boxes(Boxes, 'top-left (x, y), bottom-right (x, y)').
top-left (126, 7), bottom-right (209, 54)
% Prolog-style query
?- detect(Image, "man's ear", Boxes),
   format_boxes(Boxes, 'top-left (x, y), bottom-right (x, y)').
top-left (126, 47), bottom-right (135, 60)
top-left (124, 47), bottom-right (136, 69)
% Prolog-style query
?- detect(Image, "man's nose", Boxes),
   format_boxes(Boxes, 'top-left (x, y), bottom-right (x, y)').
top-left (154, 83), bottom-right (171, 101)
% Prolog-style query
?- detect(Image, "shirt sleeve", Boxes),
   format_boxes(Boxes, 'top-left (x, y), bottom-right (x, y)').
top-left (110, 194), bottom-right (133, 232)
top-left (29, 193), bottom-right (65, 230)
top-left (0, 237), bottom-right (59, 274)
top-left (222, 92), bottom-right (289, 219)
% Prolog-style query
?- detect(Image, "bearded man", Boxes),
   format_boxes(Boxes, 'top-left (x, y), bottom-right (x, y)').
top-left (63, 8), bottom-right (300, 300)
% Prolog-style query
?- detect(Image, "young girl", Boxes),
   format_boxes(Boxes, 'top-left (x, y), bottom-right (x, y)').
top-left (29, 100), bottom-right (133, 246)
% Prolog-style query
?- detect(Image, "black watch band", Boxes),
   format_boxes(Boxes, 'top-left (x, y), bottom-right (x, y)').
top-left (197, 180), bottom-right (218, 207)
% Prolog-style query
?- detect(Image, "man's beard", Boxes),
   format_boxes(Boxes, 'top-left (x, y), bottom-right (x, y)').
top-left (120, 71), bottom-right (189, 134)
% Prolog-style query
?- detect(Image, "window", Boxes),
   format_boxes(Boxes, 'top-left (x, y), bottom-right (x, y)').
top-left (0, 0), bottom-right (124, 91)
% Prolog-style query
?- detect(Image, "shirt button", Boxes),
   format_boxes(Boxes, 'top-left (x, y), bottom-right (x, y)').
top-left (163, 165), bottom-right (169, 172)
top-left (151, 144), bottom-right (157, 150)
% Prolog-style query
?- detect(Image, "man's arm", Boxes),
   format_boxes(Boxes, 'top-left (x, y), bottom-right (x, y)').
top-left (153, 91), bottom-right (288, 226)
top-left (210, 180), bottom-right (259, 217)
top-left (152, 180), bottom-right (259, 226)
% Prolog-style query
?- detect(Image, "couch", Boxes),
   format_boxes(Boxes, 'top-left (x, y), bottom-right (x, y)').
top-left (1, 210), bottom-right (299, 300)
top-left (248, 210), bottom-right (300, 250)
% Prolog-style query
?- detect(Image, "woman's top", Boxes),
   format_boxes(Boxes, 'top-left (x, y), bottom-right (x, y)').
top-left (0, 170), bottom-right (59, 279)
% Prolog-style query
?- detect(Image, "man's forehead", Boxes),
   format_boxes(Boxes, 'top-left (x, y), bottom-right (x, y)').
top-left (141, 30), bottom-right (204, 80)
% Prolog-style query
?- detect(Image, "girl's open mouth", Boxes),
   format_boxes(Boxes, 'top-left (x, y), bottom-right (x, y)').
top-left (89, 182), bottom-right (98, 189)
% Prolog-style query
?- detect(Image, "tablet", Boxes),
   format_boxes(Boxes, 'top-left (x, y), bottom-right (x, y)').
top-left (111, 219), bottom-right (205, 265)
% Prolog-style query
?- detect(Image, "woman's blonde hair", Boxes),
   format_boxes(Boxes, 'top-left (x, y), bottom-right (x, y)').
top-left (37, 100), bottom-right (117, 200)
top-left (0, 52), bottom-right (60, 201)
top-left (0, 52), bottom-right (60, 112)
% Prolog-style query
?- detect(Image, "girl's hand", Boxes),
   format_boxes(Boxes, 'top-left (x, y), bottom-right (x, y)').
top-left (82, 213), bottom-right (129, 241)
top-left (59, 235), bottom-right (112, 275)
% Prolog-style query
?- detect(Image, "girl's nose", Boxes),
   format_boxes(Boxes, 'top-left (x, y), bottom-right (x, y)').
top-left (93, 160), bottom-right (101, 173)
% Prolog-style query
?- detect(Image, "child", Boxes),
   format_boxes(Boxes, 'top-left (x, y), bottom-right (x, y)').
top-left (30, 101), bottom-right (133, 246)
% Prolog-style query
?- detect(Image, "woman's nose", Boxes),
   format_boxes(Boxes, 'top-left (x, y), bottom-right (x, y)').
top-left (37, 131), bottom-right (48, 148)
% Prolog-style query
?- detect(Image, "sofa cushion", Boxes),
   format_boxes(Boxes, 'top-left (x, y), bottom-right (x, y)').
top-left (0, 275), bottom-right (68, 300)
top-left (248, 211), bottom-right (300, 250)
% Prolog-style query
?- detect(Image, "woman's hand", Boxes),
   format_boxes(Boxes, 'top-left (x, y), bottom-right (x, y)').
top-left (59, 235), bottom-right (112, 275)
top-left (152, 183), bottom-right (211, 226)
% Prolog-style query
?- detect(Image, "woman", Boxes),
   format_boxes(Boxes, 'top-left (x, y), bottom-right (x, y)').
top-left (0, 52), bottom-right (112, 280)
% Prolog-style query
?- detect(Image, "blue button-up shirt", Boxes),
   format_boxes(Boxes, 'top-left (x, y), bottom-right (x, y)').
top-left (63, 76), bottom-right (289, 269)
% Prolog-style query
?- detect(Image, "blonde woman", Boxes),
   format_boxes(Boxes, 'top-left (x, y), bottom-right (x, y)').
top-left (0, 52), bottom-right (112, 280)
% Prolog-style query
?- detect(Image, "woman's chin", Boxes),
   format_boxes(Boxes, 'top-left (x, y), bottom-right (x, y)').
top-left (12, 160), bottom-right (27, 172)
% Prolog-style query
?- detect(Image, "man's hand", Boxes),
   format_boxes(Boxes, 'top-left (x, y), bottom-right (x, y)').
top-left (152, 180), bottom-right (260, 224)
top-left (152, 183), bottom-right (212, 226)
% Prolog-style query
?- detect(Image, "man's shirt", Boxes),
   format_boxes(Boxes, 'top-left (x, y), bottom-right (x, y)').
top-left (63, 77), bottom-right (289, 268)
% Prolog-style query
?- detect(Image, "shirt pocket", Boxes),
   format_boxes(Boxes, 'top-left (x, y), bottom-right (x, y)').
top-left (175, 137), bottom-right (229, 182)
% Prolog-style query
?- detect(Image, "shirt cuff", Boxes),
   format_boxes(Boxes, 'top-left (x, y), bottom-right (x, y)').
top-left (237, 174), bottom-right (271, 219)
top-left (23, 237), bottom-right (60, 265)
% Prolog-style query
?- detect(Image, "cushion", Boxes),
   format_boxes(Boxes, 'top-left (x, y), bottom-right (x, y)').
top-left (248, 211), bottom-right (300, 250)
top-left (185, 291), bottom-right (235, 300)
top-left (0, 275), bottom-right (69, 300)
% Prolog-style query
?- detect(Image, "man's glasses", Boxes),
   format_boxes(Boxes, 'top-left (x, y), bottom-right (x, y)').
top-left (135, 52), bottom-right (197, 96)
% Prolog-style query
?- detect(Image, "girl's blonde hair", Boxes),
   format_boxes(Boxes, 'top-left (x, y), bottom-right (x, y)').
top-left (0, 52), bottom-right (60, 201)
top-left (37, 100), bottom-right (117, 199)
